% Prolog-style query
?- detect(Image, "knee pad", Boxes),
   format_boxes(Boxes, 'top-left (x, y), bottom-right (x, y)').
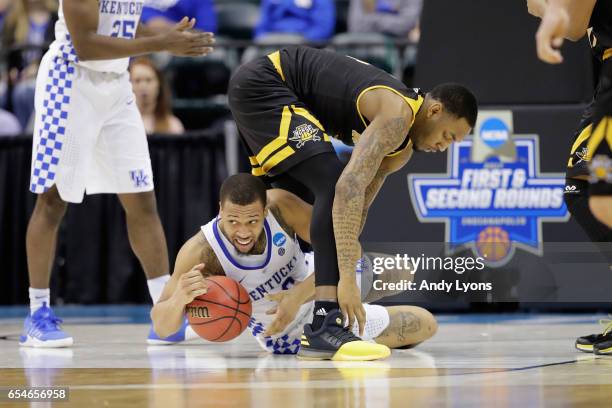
top-left (564, 178), bottom-right (612, 242)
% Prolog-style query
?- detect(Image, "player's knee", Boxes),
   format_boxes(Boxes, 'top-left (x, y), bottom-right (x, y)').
top-left (590, 196), bottom-right (612, 228)
top-left (122, 192), bottom-right (159, 219)
top-left (420, 309), bottom-right (438, 341)
top-left (35, 189), bottom-right (67, 222)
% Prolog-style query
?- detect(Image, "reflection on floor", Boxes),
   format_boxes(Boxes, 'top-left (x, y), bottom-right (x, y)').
top-left (1, 308), bottom-right (610, 407)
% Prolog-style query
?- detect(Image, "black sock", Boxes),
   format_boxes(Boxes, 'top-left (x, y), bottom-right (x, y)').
top-left (311, 301), bottom-right (339, 331)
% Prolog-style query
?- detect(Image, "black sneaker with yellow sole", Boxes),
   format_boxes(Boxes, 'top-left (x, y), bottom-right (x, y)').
top-left (297, 309), bottom-right (390, 361)
top-left (575, 316), bottom-right (612, 353)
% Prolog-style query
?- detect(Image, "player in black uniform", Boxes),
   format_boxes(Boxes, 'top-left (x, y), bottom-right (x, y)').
top-left (228, 46), bottom-right (477, 360)
top-left (532, 0), bottom-right (612, 355)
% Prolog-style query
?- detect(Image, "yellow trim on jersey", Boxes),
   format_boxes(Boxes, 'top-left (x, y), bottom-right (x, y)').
top-left (355, 85), bottom-right (423, 156)
top-left (290, 105), bottom-right (331, 141)
top-left (250, 158), bottom-right (266, 177)
top-left (262, 146), bottom-right (295, 173)
top-left (267, 51), bottom-right (286, 81)
top-left (356, 85), bottom-right (424, 129)
top-left (567, 123), bottom-right (593, 167)
top-left (252, 106), bottom-right (297, 174)
top-left (587, 117), bottom-right (612, 156)
top-left (604, 48), bottom-right (612, 61)
top-left (255, 106), bottom-right (292, 165)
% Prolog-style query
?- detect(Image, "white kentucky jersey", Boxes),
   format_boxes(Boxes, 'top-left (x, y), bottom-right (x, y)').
top-left (50, 0), bottom-right (145, 73)
top-left (202, 212), bottom-right (313, 354)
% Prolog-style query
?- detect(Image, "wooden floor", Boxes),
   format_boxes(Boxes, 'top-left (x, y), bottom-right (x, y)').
top-left (1, 313), bottom-right (611, 407)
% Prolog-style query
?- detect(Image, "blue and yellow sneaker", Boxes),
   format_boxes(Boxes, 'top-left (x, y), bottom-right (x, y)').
top-left (575, 316), bottom-right (612, 353)
top-left (147, 318), bottom-right (199, 345)
top-left (19, 303), bottom-right (73, 348)
top-left (297, 309), bottom-right (390, 361)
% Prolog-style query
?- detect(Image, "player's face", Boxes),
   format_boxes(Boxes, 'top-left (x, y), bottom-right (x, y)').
top-left (412, 106), bottom-right (472, 153)
top-left (130, 64), bottom-right (160, 110)
top-left (219, 200), bottom-right (267, 254)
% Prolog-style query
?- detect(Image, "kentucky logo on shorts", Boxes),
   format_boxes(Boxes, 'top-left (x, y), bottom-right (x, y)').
top-left (129, 169), bottom-right (150, 187)
top-left (289, 124), bottom-right (321, 149)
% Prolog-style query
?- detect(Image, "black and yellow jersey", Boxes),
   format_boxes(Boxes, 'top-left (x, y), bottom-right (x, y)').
top-left (588, 1), bottom-right (612, 61)
top-left (228, 46), bottom-right (423, 177)
top-left (269, 46), bottom-right (424, 147)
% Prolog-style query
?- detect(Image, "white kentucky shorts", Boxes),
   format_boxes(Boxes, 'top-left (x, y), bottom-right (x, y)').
top-left (30, 50), bottom-right (153, 203)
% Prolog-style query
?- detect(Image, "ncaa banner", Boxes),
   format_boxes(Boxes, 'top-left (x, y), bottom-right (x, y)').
top-left (408, 111), bottom-right (570, 267)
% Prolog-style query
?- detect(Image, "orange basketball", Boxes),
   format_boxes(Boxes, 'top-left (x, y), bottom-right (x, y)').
top-left (185, 276), bottom-right (252, 342)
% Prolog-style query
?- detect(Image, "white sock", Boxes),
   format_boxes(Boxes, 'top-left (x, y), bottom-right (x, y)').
top-left (29, 288), bottom-right (50, 315)
top-left (147, 274), bottom-right (170, 304)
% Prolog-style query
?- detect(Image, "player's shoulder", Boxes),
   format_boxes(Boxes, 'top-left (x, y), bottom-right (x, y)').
top-left (178, 231), bottom-right (224, 276)
top-left (266, 189), bottom-right (297, 236)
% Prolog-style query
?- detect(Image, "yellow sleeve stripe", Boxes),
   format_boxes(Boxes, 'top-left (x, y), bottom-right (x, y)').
top-left (587, 117), bottom-right (612, 155)
top-left (267, 51), bottom-right (286, 81)
top-left (355, 85), bottom-right (424, 130)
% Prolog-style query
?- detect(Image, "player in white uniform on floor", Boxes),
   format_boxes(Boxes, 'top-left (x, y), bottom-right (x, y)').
top-left (151, 174), bottom-right (437, 357)
top-left (21, 0), bottom-right (214, 348)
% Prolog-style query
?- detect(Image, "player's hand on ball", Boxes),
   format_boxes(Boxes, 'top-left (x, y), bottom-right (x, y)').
top-left (263, 291), bottom-right (301, 336)
top-left (338, 278), bottom-right (366, 336)
top-left (160, 17), bottom-right (215, 57)
top-left (173, 264), bottom-right (208, 305)
top-left (535, 5), bottom-right (569, 64)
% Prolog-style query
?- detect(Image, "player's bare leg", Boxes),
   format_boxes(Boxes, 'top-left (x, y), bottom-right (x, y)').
top-left (21, 185), bottom-right (72, 348)
top-left (118, 191), bottom-right (169, 280)
top-left (374, 306), bottom-right (437, 349)
top-left (590, 196), bottom-right (612, 228)
top-left (26, 186), bottom-right (67, 289)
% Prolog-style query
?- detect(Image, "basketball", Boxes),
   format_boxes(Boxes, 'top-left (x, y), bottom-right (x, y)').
top-left (185, 276), bottom-right (252, 342)
top-left (475, 226), bottom-right (511, 262)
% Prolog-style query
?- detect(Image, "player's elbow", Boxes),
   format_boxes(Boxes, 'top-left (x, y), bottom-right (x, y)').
top-left (565, 25), bottom-right (588, 41)
top-left (334, 174), bottom-right (365, 202)
top-left (71, 35), bottom-right (96, 61)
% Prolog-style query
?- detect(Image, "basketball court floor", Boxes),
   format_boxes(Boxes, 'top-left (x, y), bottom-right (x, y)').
top-left (1, 307), bottom-right (611, 407)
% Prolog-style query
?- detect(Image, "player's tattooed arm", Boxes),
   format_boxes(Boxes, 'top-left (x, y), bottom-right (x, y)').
top-left (151, 232), bottom-right (221, 338)
top-left (63, 0), bottom-right (213, 61)
top-left (334, 115), bottom-right (409, 331)
top-left (358, 146), bottom-right (412, 234)
top-left (267, 189), bottom-right (312, 243)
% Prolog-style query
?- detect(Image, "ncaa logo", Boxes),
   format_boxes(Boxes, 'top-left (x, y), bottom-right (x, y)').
top-left (273, 233), bottom-right (286, 247)
top-left (480, 118), bottom-right (509, 149)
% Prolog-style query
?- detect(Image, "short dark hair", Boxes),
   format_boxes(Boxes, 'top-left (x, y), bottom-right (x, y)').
top-left (429, 83), bottom-right (478, 128)
top-left (220, 173), bottom-right (267, 208)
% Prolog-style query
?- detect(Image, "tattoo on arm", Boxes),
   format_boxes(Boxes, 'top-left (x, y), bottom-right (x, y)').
top-left (333, 118), bottom-right (408, 281)
top-left (199, 235), bottom-right (224, 277)
top-left (269, 205), bottom-right (296, 237)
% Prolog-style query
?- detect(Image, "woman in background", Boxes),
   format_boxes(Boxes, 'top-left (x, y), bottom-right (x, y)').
top-left (2, 0), bottom-right (58, 129)
top-left (129, 57), bottom-right (184, 135)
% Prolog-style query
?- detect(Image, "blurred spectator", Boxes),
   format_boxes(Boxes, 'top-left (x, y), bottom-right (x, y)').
top-left (0, 108), bottom-right (21, 137)
top-left (348, 0), bottom-right (422, 39)
top-left (129, 57), bottom-right (184, 135)
top-left (142, 0), bottom-right (216, 33)
top-left (2, 0), bottom-right (58, 129)
top-left (255, 0), bottom-right (336, 42)
top-left (0, 0), bottom-right (13, 42)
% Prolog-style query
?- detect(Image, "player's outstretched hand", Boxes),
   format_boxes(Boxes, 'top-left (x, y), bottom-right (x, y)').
top-left (535, 5), bottom-right (569, 64)
top-left (172, 264), bottom-right (208, 305)
top-left (338, 278), bottom-right (366, 336)
top-left (160, 17), bottom-right (215, 57)
top-left (263, 291), bottom-right (302, 336)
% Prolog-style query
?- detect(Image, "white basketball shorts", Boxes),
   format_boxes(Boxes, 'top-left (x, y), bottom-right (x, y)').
top-left (30, 50), bottom-right (153, 203)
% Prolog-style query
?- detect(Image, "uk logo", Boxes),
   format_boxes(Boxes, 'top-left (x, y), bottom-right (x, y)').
top-left (129, 169), bottom-right (150, 188)
top-left (408, 112), bottom-right (569, 266)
